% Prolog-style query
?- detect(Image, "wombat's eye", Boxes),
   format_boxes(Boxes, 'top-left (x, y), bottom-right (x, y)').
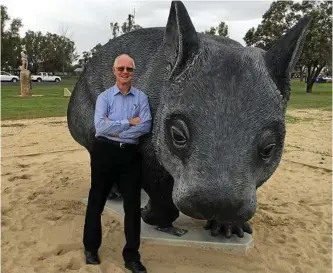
top-left (171, 125), bottom-right (187, 145)
top-left (260, 143), bottom-right (276, 160)
top-left (166, 117), bottom-right (190, 151)
top-left (165, 114), bottom-right (191, 160)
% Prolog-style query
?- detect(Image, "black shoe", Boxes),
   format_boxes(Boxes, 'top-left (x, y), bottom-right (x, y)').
top-left (84, 250), bottom-right (100, 265)
top-left (125, 261), bottom-right (147, 273)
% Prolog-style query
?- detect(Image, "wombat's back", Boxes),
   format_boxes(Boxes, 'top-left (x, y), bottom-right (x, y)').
top-left (67, 27), bottom-right (165, 151)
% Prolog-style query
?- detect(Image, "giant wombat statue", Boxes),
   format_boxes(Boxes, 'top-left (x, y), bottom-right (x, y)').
top-left (67, 1), bottom-right (311, 238)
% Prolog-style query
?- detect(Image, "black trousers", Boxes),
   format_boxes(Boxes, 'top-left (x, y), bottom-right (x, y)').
top-left (83, 137), bottom-right (142, 262)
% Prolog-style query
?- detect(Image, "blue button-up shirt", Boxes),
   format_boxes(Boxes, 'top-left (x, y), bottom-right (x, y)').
top-left (94, 84), bottom-right (152, 144)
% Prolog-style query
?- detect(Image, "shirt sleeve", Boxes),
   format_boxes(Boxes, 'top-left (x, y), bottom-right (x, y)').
top-left (119, 94), bottom-right (152, 139)
top-left (94, 93), bottom-right (130, 135)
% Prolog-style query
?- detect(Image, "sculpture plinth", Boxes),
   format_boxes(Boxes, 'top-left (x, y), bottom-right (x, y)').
top-left (20, 69), bottom-right (31, 96)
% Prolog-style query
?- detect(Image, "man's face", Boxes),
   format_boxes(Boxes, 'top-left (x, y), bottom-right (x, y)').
top-left (113, 57), bottom-right (134, 84)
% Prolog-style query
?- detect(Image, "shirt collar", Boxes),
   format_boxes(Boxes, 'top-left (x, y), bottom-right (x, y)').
top-left (113, 84), bottom-right (135, 96)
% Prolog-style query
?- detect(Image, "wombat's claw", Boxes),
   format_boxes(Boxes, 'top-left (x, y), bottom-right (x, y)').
top-left (204, 220), bottom-right (252, 238)
top-left (156, 226), bottom-right (188, 237)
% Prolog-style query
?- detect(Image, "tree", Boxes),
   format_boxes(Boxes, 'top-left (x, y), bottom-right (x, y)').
top-left (21, 30), bottom-right (46, 73)
top-left (243, 0), bottom-right (332, 93)
top-left (243, 27), bottom-right (256, 47)
top-left (78, 51), bottom-right (92, 67)
top-left (91, 43), bottom-right (103, 57)
top-left (299, 1), bottom-right (332, 92)
top-left (110, 13), bottom-right (142, 38)
top-left (217, 22), bottom-right (228, 37)
top-left (79, 11), bottom-right (143, 67)
top-left (110, 22), bottom-right (120, 39)
top-left (121, 14), bottom-right (142, 34)
top-left (58, 23), bottom-right (79, 74)
top-left (204, 21), bottom-right (229, 37)
top-left (204, 27), bottom-right (216, 35)
top-left (77, 43), bottom-right (103, 68)
top-left (1, 5), bottom-right (79, 73)
top-left (1, 5), bottom-right (24, 70)
top-left (243, 1), bottom-right (298, 49)
top-left (22, 30), bottom-right (79, 73)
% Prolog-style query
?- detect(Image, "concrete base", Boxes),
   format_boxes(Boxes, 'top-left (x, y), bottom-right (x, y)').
top-left (82, 191), bottom-right (254, 254)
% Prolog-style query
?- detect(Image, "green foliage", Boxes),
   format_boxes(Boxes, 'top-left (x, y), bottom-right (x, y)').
top-left (243, 0), bottom-right (332, 93)
top-left (78, 13), bottom-right (142, 66)
top-left (204, 21), bottom-right (229, 37)
top-left (120, 14), bottom-right (142, 35)
top-left (22, 31), bottom-right (79, 73)
top-left (110, 13), bottom-right (141, 39)
top-left (78, 44), bottom-right (103, 67)
top-left (204, 27), bottom-right (216, 35)
top-left (1, 5), bottom-right (79, 73)
top-left (1, 5), bottom-right (23, 70)
top-left (300, 1), bottom-right (332, 91)
top-left (244, 1), bottom-right (297, 49)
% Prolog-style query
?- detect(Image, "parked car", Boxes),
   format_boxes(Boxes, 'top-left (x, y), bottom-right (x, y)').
top-left (30, 72), bottom-right (61, 82)
top-left (0, 71), bottom-right (20, 82)
top-left (323, 76), bottom-right (332, 83)
top-left (313, 77), bottom-right (327, 83)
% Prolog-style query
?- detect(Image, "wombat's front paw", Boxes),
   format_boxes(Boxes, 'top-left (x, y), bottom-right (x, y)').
top-left (203, 220), bottom-right (252, 238)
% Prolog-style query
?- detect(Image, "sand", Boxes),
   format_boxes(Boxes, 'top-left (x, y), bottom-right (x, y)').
top-left (1, 109), bottom-right (332, 273)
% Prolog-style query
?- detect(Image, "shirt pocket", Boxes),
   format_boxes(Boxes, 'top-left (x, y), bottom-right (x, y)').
top-left (131, 103), bottom-right (140, 118)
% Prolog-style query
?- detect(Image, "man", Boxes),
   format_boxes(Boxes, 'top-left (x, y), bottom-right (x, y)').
top-left (83, 54), bottom-right (152, 273)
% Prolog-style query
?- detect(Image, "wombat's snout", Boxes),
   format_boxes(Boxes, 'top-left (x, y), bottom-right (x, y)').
top-left (174, 188), bottom-right (257, 223)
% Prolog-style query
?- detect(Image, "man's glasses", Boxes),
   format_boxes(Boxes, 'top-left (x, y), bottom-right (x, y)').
top-left (116, 66), bottom-right (134, 73)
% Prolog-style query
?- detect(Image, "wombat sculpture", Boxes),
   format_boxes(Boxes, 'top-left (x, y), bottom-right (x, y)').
top-left (67, 1), bottom-right (311, 238)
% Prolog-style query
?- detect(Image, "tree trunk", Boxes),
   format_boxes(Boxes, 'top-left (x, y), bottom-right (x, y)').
top-left (300, 66), bottom-right (304, 82)
top-left (306, 80), bottom-right (314, 93)
top-left (306, 68), bottom-right (313, 93)
top-left (306, 64), bottom-right (324, 93)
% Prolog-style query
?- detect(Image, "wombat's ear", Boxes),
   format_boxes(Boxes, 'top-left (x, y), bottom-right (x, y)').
top-left (164, 1), bottom-right (200, 80)
top-left (265, 16), bottom-right (312, 101)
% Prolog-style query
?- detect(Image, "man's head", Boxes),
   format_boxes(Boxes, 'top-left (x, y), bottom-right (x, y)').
top-left (113, 54), bottom-right (136, 85)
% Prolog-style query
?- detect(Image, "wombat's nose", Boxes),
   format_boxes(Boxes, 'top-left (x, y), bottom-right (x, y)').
top-left (176, 197), bottom-right (256, 223)
top-left (212, 198), bottom-right (257, 223)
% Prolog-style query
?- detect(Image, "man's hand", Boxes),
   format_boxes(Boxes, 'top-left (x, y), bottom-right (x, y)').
top-left (128, 117), bottom-right (141, 126)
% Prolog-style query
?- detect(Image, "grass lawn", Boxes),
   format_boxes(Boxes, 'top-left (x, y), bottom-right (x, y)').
top-left (287, 80), bottom-right (332, 110)
top-left (1, 79), bottom-right (77, 120)
top-left (1, 79), bottom-right (332, 121)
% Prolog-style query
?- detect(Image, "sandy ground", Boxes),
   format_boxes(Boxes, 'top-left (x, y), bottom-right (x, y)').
top-left (1, 109), bottom-right (332, 273)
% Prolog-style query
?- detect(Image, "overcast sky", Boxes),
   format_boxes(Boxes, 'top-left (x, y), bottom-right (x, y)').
top-left (3, 0), bottom-right (274, 57)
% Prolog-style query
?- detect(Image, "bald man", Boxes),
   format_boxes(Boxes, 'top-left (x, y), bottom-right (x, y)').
top-left (83, 54), bottom-right (151, 273)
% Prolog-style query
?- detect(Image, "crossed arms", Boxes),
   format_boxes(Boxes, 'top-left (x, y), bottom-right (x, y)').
top-left (94, 94), bottom-right (152, 139)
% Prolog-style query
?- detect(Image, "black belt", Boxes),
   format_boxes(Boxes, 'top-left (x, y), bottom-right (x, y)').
top-left (96, 136), bottom-right (137, 148)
